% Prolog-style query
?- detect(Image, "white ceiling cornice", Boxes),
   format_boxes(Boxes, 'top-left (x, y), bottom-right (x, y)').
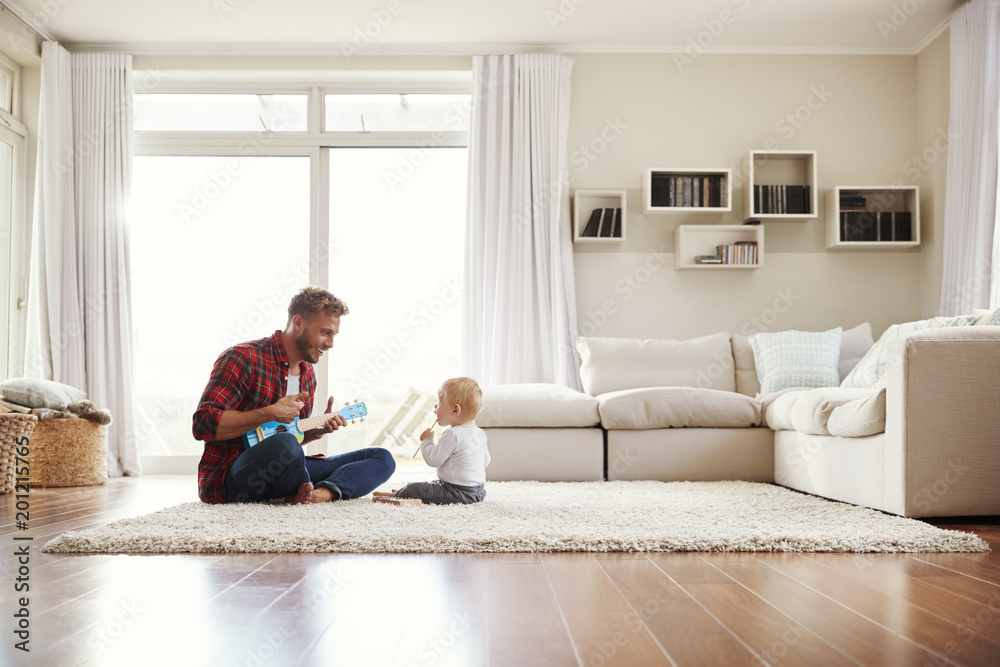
top-left (66, 41), bottom-right (932, 58)
top-left (912, 12), bottom-right (955, 55)
top-left (0, 0), bottom-right (55, 42)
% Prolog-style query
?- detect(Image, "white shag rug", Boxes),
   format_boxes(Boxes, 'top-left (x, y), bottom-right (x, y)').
top-left (42, 481), bottom-right (989, 554)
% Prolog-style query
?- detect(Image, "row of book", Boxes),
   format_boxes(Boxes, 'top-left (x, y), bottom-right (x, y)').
top-left (753, 185), bottom-right (811, 214)
top-left (580, 207), bottom-right (622, 238)
top-left (696, 241), bottom-right (759, 265)
top-left (650, 175), bottom-right (727, 208)
top-left (840, 211), bottom-right (912, 242)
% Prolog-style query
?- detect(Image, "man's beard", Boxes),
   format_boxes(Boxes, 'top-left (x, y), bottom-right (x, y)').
top-left (295, 329), bottom-right (320, 363)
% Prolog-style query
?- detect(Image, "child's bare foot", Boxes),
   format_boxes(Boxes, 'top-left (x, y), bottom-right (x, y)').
top-left (287, 482), bottom-right (314, 504)
top-left (308, 487), bottom-right (335, 503)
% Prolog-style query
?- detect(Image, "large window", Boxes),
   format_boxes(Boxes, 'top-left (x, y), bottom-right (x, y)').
top-left (130, 86), bottom-right (470, 467)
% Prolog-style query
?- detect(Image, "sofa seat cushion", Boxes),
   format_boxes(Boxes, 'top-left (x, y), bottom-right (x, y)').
top-left (476, 383), bottom-right (600, 428)
top-left (828, 388), bottom-right (887, 437)
top-left (597, 387), bottom-right (762, 430)
top-left (762, 387), bottom-right (884, 436)
top-left (760, 388), bottom-right (803, 431)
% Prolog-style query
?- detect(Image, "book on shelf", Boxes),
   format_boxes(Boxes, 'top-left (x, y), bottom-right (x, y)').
top-left (840, 194), bottom-right (867, 210)
top-left (582, 208), bottom-right (602, 237)
top-left (580, 208), bottom-right (623, 239)
top-left (754, 184), bottom-right (811, 215)
top-left (713, 241), bottom-right (758, 265)
top-left (839, 210), bottom-right (911, 242)
top-left (695, 255), bottom-right (723, 264)
top-left (650, 174), bottom-right (727, 208)
top-left (598, 208), bottom-right (620, 238)
top-left (597, 208), bottom-right (609, 237)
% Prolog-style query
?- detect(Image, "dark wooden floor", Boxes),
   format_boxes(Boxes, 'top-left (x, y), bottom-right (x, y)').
top-left (2, 476), bottom-right (999, 667)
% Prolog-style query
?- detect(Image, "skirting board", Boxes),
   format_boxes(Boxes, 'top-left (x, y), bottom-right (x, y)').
top-left (607, 427), bottom-right (774, 482)
top-left (482, 427), bottom-right (604, 482)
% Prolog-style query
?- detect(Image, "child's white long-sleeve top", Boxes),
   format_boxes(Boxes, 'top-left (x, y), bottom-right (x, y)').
top-left (419, 423), bottom-right (491, 487)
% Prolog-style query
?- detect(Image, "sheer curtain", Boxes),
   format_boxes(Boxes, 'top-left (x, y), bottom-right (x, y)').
top-left (27, 43), bottom-right (140, 477)
top-left (465, 53), bottom-right (580, 388)
top-left (940, 0), bottom-right (1000, 314)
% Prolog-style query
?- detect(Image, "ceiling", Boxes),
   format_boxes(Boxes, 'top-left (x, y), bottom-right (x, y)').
top-left (3, 0), bottom-right (966, 55)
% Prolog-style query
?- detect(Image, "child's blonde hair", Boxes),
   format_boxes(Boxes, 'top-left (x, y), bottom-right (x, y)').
top-left (439, 377), bottom-right (483, 421)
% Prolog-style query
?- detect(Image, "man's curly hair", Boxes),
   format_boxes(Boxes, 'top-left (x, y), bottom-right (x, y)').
top-left (287, 286), bottom-right (349, 324)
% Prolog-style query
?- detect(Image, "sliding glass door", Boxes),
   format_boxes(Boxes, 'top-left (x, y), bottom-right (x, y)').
top-left (326, 148), bottom-right (467, 461)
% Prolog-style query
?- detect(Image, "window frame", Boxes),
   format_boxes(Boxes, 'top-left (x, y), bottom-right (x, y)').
top-left (0, 52), bottom-right (20, 117)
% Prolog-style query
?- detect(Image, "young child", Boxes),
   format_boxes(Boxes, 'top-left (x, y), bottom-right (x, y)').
top-left (391, 377), bottom-right (490, 505)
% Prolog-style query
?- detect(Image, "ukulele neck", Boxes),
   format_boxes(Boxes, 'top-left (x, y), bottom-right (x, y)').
top-left (295, 415), bottom-right (329, 432)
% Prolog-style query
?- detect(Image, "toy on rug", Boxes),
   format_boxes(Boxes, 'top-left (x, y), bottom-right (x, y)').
top-left (373, 496), bottom-right (422, 507)
top-left (30, 400), bottom-right (113, 425)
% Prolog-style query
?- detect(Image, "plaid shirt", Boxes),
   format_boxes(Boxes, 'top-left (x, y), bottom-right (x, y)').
top-left (193, 330), bottom-right (315, 503)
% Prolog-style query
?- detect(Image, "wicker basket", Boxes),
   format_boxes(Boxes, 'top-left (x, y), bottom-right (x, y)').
top-left (0, 414), bottom-right (38, 494)
top-left (29, 418), bottom-right (109, 487)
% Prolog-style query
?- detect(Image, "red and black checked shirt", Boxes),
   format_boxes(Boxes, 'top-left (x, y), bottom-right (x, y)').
top-left (193, 330), bottom-right (315, 503)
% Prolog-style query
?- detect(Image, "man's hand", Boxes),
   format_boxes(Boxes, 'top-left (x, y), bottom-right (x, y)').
top-left (266, 391), bottom-right (308, 424)
top-left (214, 391), bottom-right (307, 441)
top-left (303, 396), bottom-right (348, 443)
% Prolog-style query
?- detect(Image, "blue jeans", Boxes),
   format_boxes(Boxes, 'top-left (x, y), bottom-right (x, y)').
top-left (224, 433), bottom-right (396, 503)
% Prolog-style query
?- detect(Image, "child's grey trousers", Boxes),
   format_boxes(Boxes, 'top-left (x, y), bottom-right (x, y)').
top-left (394, 479), bottom-right (486, 505)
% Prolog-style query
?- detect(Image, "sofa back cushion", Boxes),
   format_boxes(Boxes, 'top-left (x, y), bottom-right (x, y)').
top-left (732, 322), bottom-right (875, 397)
top-left (841, 315), bottom-right (976, 389)
top-left (576, 332), bottom-right (735, 396)
top-left (973, 307), bottom-right (1000, 326)
top-left (731, 336), bottom-right (760, 397)
top-left (749, 327), bottom-right (843, 395)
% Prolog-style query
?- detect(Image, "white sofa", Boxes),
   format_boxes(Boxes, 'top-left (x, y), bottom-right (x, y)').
top-left (476, 318), bottom-right (1000, 518)
top-left (769, 325), bottom-right (1000, 517)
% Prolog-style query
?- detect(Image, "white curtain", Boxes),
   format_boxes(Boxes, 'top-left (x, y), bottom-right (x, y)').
top-left (940, 0), bottom-right (1000, 314)
top-left (27, 43), bottom-right (140, 477)
top-left (465, 53), bottom-right (580, 388)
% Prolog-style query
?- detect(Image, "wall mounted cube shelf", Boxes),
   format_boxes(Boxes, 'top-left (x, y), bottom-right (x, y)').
top-left (643, 168), bottom-right (732, 214)
top-left (826, 185), bottom-right (920, 249)
top-left (573, 189), bottom-right (626, 244)
top-left (674, 224), bottom-right (764, 270)
top-left (743, 150), bottom-right (817, 221)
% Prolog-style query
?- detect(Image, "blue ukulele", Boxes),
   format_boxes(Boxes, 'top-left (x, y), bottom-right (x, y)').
top-left (242, 401), bottom-right (368, 449)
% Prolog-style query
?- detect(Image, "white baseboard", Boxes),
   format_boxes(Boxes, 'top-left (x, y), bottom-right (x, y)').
top-left (140, 455), bottom-right (199, 474)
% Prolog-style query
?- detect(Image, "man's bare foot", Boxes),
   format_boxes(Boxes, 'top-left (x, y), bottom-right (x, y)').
top-left (308, 487), bottom-right (334, 503)
top-left (287, 482), bottom-right (314, 504)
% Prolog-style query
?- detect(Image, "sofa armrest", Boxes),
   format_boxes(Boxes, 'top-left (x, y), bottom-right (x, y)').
top-left (884, 326), bottom-right (1000, 517)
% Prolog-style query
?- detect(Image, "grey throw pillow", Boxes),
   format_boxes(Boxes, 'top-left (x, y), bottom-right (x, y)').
top-left (0, 377), bottom-right (87, 410)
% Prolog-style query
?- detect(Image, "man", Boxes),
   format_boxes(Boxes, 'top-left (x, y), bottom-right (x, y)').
top-left (193, 286), bottom-right (395, 503)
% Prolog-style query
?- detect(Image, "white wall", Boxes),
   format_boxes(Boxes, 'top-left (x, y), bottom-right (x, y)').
top-left (566, 52), bottom-right (926, 341)
top-left (916, 31), bottom-right (950, 319)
